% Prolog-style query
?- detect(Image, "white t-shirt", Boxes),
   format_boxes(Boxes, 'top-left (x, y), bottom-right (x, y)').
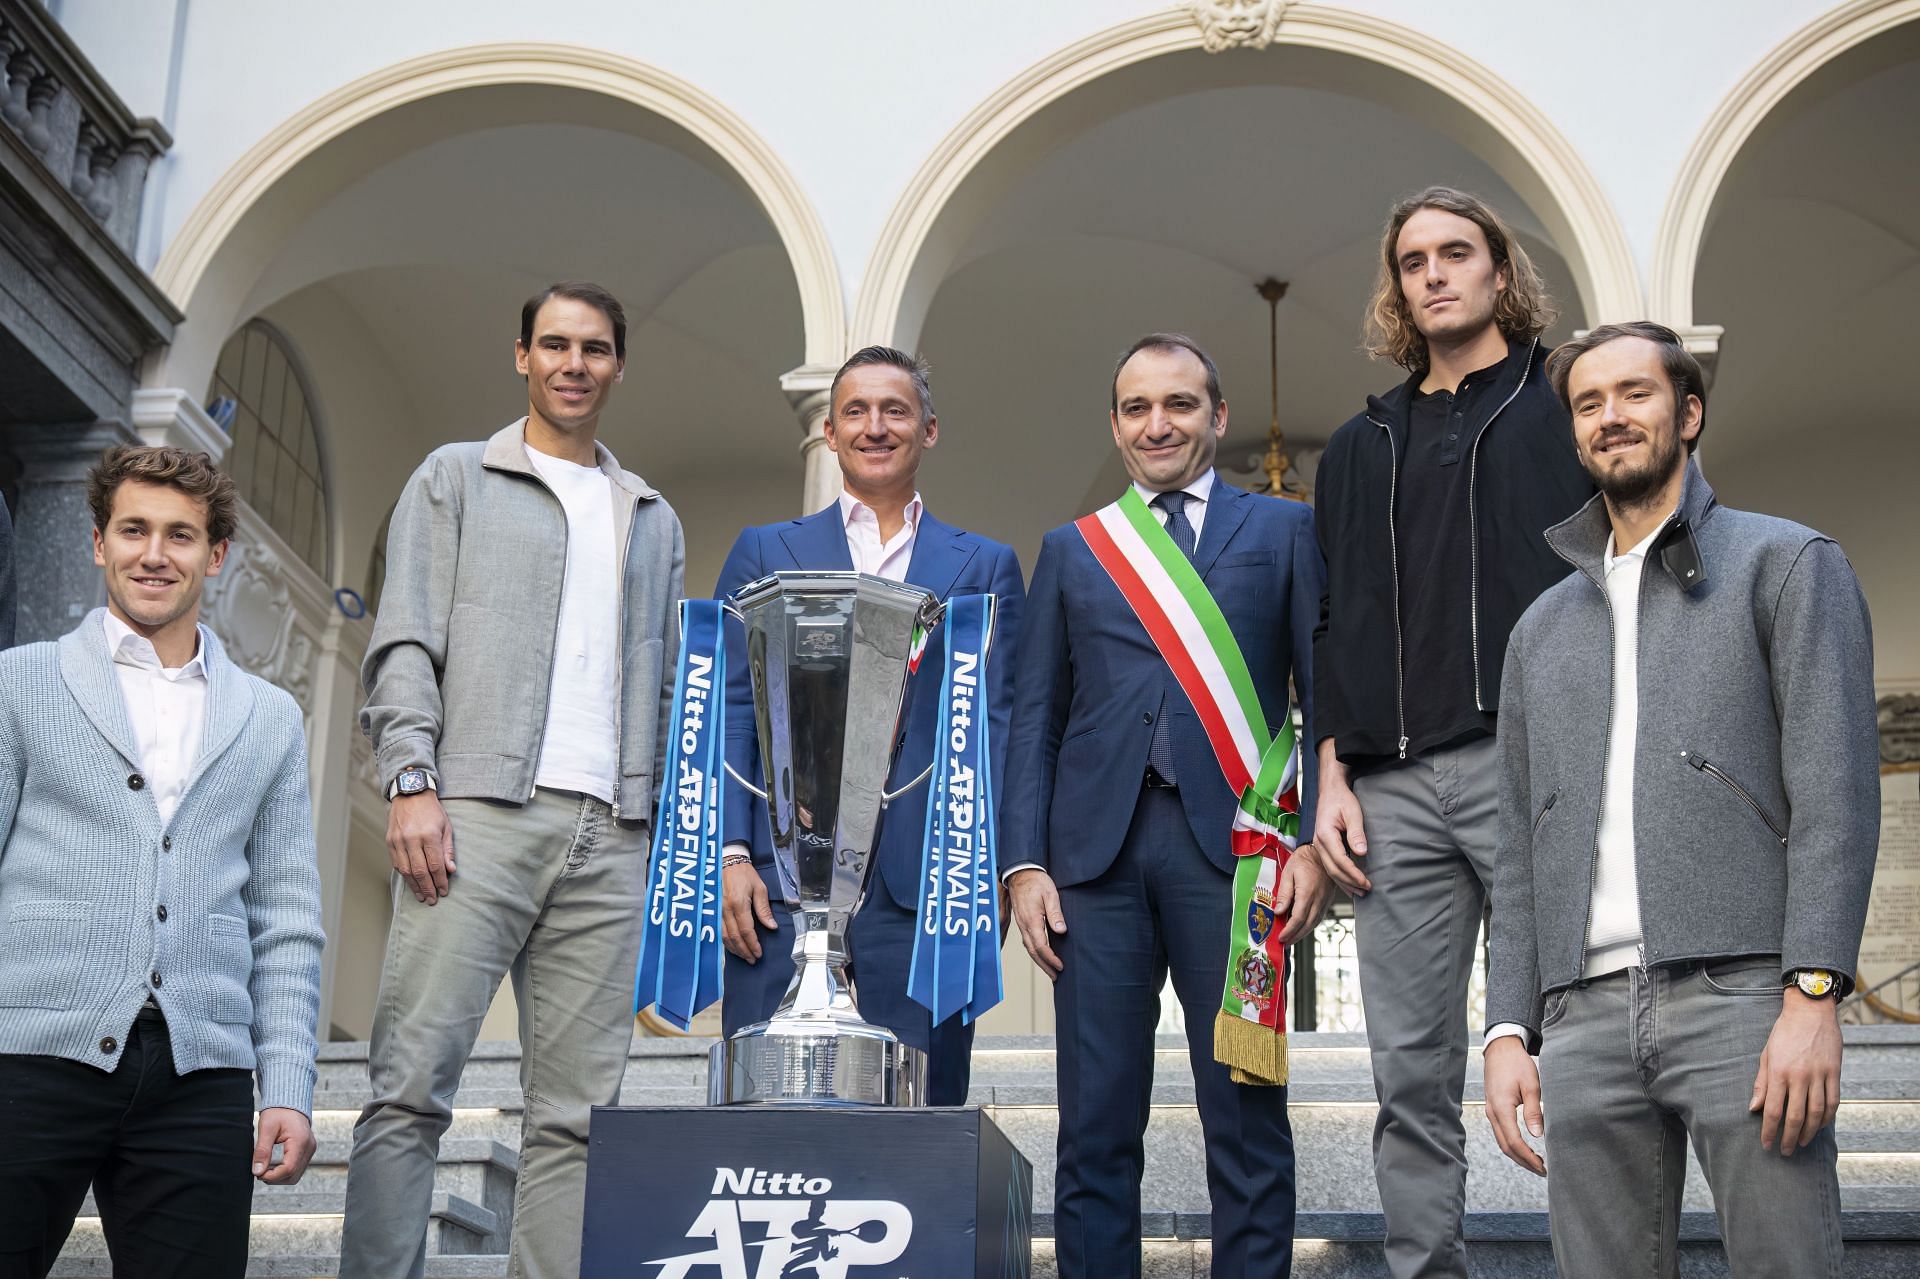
top-left (525, 445), bottom-right (621, 803)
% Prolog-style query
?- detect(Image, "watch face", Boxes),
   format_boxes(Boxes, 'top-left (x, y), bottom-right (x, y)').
top-left (397, 769), bottom-right (428, 795)
top-left (1797, 970), bottom-right (1836, 998)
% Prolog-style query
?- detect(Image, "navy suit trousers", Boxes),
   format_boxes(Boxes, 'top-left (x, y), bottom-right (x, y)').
top-left (1053, 785), bottom-right (1295, 1278)
top-left (721, 868), bottom-right (976, 1106)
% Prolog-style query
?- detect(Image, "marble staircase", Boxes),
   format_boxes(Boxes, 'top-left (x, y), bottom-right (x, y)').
top-left (52, 1028), bottom-right (1920, 1276)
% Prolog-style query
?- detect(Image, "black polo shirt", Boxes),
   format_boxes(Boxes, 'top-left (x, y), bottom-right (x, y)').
top-left (1394, 360), bottom-right (1505, 755)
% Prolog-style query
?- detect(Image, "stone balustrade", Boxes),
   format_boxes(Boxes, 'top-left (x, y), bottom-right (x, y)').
top-left (0, 0), bottom-right (169, 255)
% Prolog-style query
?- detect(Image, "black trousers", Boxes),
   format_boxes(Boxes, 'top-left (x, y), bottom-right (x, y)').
top-left (0, 1007), bottom-right (253, 1279)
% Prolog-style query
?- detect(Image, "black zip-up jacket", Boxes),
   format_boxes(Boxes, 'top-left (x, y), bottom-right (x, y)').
top-left (1313, 338), bottom-right (1595, 762)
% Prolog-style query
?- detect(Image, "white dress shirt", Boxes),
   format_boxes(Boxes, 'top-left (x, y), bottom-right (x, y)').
top-left (1131, 468), bottom-right (1217, 540)
top-left (839, 490), bottom-right (923, 582)
top-left (1486, 519), bottom-right (1665, 1047)
top-left (104, 611), bottom-right (208, 827)
top-left (525, 445), bottom-right (622, 804)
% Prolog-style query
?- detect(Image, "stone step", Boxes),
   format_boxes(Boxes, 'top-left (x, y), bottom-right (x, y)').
top-left (56, 1193), bottom-right (496, 1264)
top-left (51, 1258), bottom-right (511, 1278)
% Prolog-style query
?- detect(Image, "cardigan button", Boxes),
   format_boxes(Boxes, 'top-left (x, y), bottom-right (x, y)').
top-left (99, 1037), bottom-right (117, 1054)
top-left (155, 905), bottom-right (167, 922)
top-left (161, 836), bottom-right (172, 852)
top-left (150, 971), bottom-right (162, 989)
top-left (128, 773), bottom-right (145, 791)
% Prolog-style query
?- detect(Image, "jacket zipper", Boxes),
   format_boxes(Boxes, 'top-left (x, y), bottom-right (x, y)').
top-left (1466, 341), bottom-right (1536, 712)
top-left (608, 504), bottom-right (635, 819)
top-left (523, 473), bottom-right (570, 805)
top-left (1532, 791), bottom-right (1556, 837)
top-left (1368, 415), bottom-right (1409, 758)
top-left (1684, 752), bottom-right (1788, 845)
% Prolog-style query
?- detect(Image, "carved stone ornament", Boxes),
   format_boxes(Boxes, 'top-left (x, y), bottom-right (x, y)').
top-left (1187, 0), bottom-right (1290, 52)
top-left (1882, 694), bottom-right (1920, 770)
top-left (203, 541), bottom-right (315, 715)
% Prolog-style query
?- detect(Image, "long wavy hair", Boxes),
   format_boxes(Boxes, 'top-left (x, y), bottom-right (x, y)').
top-left (1363, 186), bottom-right (1556, 372)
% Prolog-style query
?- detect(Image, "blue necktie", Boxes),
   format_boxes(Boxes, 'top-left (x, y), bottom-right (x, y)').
top-left (1147, 491), bottom-right (1194, 783)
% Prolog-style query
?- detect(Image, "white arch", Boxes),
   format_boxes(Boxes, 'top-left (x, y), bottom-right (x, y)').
top-left (149, 43), bottom-right (846, 385)
top-left (852, 4), bottom-right (1641, 351)
top-left (1651, 0), bottom-right (1920, 328)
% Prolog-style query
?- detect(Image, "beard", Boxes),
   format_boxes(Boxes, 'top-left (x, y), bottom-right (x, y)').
top-left (1586, 421), bottom-right (1685, 509)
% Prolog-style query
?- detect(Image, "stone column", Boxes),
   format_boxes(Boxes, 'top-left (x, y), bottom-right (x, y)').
top-left (3, 420), bottom-right (135, 643)
top-left (307, 611), bottom-right (373, 1034)
top-left (781, 364), bottom-right (839, 516)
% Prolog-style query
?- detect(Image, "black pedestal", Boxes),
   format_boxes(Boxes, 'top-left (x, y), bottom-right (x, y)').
top-left (582, 1105), bottom-right (1033, 1278)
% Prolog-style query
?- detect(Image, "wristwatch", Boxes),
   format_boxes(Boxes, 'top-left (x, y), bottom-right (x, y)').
top-left (1789, 968), bottom-right (1839, 1000)
top-left (393, 766), bottom-right (434, 799)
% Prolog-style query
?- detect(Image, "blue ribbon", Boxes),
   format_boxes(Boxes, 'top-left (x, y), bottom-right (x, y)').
top-left (908, 594), bottom-right (1004, 1026)
top-left (635, 599), bottom-right (727, 1030)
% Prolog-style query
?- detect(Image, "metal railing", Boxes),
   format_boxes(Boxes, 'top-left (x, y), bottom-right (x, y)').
top-left (1840, 958), bottom-right (1920, 1026)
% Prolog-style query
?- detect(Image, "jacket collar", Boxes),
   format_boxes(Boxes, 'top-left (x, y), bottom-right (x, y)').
top-left (1545, 455), bottom-right (1716, 593)
top-left (59, 608), bottom-right (255, 786)
top-left (1365, 336), bottom-right (1538, 441)
top-left (1193, 476), bottom-right (1252, 578)
top-left (481, 417), bottom-right (659, 499)
top-left (777, 505), bottom-right (855, 571)
top-left (902, 510), bottom-right (977, 601)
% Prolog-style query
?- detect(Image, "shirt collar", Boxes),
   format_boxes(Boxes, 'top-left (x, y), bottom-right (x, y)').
top-left (1133, 468), bottom-right (1217, 508)
top-left (838, 490), bottom-right (923, 534)
top-left (1604, 518), bottom-right (1669, 571)
top-left (102, 610), bottom-right (207, 678)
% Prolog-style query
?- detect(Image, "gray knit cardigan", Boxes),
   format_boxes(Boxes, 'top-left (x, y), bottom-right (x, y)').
top-left (0, 610), bottom-right (325, 1114)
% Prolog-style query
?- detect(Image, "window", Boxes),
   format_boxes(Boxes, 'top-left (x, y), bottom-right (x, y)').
top-left (207, 321), bottom-right (330, 576)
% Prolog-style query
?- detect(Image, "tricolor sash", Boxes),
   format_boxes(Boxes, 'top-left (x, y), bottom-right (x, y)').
top-left (907, 593), bottom-right (1003, 1026)
top-left (634, 599), bottom-right (727, 1030)
top-left (1075, 488), bottom-right (1302, 1086)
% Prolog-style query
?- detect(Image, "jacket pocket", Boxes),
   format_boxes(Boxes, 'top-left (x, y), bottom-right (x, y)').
top-left (1683, 752), bottom-right (1787, 845)
top-left (1532, 792), bottom-right (1557, 838)
top-left (0, 901), bottom-right (91, 1010)
top-left (206, 913), bottom-right (254, 1024)
top-left (1212, 551), bottom-right (1275, 570)
top-left (1698, 956), bottom-right (1784, 997)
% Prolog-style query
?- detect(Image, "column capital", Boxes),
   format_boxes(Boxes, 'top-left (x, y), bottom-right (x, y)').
top-left (1674, 324), bottom-right (1723, 391)
top-left (6, 420), bottom-right (137, 480)
top-left (132, 388), bottom-right (230, 462)
top-left (779, 363), bottom-right (836, 424)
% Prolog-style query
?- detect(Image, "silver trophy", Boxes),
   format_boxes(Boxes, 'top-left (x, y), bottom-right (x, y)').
top-left (708, 571), bottom-right (945, 1106)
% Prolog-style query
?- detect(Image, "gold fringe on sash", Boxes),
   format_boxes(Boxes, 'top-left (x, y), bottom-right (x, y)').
top-left (1214, 1010), bottom-right (1289, 1087)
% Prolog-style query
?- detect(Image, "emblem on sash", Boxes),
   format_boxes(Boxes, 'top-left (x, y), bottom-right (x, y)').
top-left (1232, 947), bottom-right (1277, 1012)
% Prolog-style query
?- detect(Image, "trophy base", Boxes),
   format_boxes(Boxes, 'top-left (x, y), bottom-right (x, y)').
top-left (708, 1020), bottom-right (927, 1106)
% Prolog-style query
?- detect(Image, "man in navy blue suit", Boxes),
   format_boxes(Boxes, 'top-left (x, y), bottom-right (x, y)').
top-left (714, 345), bottom-right (1024, 1105)
top-left (1003, 333), bottom-right (1331, 1277)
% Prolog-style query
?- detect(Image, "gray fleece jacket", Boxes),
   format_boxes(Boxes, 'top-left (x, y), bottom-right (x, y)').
top-left (1486, 458), bottom-right (1879, 1050)
top-left (360, 420), bottom-right (684, 821)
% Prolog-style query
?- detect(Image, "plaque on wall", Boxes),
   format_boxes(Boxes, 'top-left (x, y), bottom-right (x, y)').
top-left (1882, 694), bottom-right (1920, 771)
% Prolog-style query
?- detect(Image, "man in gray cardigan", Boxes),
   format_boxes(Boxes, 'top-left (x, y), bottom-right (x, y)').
top-left (341, 282), bottom-right (683, 1279)
top-left (0, 445), bottom-right (325, 1278)
top-left (1482, 322), bottom-right (1879, 1277)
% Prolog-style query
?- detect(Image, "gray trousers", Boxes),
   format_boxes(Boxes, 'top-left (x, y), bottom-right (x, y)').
top-left (1349, 736), bottom-right (1498, 1279)
top-left (1540, 958), bottom-right (1843, 1278)
top-left (339, 791), bottom-right (648, 1279)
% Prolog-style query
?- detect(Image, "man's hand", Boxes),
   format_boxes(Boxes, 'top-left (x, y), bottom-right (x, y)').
top-left (254, 1107), bottom-right (316, 1184)
top-left (1751, 988), bottom-right (1843, 1156)
top-left (721, 860), bottom-right (777, 962)
top-left (1275, 846), bottom-right (1333, 945)
top-left (1008, 868), bottom-right (1066, 979)
top-left (1484, 1036), bottom-right (1546, 1176)
top-left (1313, 739), bottom-right (1371, 895)
top-left (387, 790), bottom-right (454, 905)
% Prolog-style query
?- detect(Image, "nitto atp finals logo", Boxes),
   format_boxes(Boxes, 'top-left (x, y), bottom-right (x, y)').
top-left (643, 1166), bottom-right (914, 1279)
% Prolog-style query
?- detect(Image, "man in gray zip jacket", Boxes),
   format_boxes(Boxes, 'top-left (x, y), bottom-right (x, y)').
top-left (1483, 322), bottom-right (1878, 1278)
top-left (341, 282), bottom-right (683, 1279)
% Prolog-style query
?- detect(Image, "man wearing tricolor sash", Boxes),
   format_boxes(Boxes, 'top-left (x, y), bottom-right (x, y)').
top-left (1003, 333), bottom-right (1331, 1277)
top-left (713, 346), bottom-right (1024, 1104)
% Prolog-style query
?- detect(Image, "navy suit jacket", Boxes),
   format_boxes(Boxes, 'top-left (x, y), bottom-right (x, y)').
top-left (1002, 479), bottom-right (1323, 888)
top-left (715, 506), bottom-right (1025, 911)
